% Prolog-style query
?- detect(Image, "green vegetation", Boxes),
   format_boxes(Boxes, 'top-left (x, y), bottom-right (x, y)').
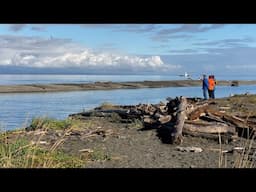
top-left (109, 112), bottom-right (122, 122)
top-left (28, 117), bottom-right (72, 131)
top-left (89, 149), bottom-right (111, 161)
top-left (129, 119), bottom-right (143, 129)
top-left (99, 102), bottom-right (119, 110)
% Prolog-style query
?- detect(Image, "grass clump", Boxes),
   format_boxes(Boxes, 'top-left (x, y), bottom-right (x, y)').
top-left (109, 113), bottom-right (122, 123)
top-left (90, 149), bottom-right (111, 161)
top-left (27, 117), bottom-right (72, 131)
top-left (129, 119), bottom-right (143, 129)
top-left (99, 102), bottom-right (119, 110)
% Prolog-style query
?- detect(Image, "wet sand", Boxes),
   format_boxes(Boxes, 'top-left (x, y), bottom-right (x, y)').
top-left (0, 80), bottom-right (256, 93)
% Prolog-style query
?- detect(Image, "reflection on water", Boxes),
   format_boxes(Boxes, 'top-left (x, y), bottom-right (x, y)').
top-left (0, 85), bottom-right (256, 130)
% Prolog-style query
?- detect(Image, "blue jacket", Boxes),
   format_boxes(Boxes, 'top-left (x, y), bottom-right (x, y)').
top-left (202, 78), bottom-right (208, 90)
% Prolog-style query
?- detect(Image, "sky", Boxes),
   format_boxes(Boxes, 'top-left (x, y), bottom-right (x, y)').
top-left (0, 24), bottom-right (256, 76)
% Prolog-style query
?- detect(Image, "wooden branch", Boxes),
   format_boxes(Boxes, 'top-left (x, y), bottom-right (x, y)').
top-left (185, 119), bottom-right (215, 126)
top-left (225, 116), bottom-right (249, 128)
top-left (200, 112), bottom-right (229, 124)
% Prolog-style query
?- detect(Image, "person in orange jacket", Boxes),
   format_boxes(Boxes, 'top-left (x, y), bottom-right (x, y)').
top-left (208, 75), bottom-right (216, 99)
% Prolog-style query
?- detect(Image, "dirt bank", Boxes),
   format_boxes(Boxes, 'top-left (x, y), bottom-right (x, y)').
top-left (1, 80), bottom-right (256, 93)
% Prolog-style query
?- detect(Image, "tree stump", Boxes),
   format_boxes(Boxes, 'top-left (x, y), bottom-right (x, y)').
top-left (171, 96), bottom-right (187, 144)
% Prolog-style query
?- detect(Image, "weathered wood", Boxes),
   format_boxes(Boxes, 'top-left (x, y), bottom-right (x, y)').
top-left (187, 105), bottom-right (209, 120)
top-left (171, 96), bottom-right (187, 144)
top-left (143, 117), bottom-right (156, 124)
top-left (70, 95), bottom-right (256, 144)
top-left (222, 116), bottom-right (248, 128)
top-left (210, 112), bottom-right (250, 129)
top-left (186, 102), bottom-right (209, 116)
top-left (183, 130), bottom-right (236, 143)
top-left (158, 115), bottom-right (172, 124)
top-left (175, 146), bottom-right (203, 153)
top-left (159, 105), bottom-right (168, 114)
top-left (183, 122), bottom-right (236, 134)
top-left (200, 112), bottom-right (229, 124)
top-left (232, 116), bottom-right (256, 128)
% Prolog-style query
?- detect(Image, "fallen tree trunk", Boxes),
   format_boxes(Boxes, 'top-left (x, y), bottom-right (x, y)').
top-left (182, 130), bottom-right (237, 143)
top-left (183, 122), bottom-right (236, 134)
top-left (182, 118), bottom-right (237, 143)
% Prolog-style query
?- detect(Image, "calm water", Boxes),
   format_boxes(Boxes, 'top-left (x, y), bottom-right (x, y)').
top-left (0, 74), bottom-right (255, 85)
top-left (0, 74), bottom-right (183, 85)
top-left (1, 84), bottom-right (256, 130)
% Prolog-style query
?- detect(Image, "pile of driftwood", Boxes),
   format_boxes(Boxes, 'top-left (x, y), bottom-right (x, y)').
top-left (69, 96), bottom-right (256, 144)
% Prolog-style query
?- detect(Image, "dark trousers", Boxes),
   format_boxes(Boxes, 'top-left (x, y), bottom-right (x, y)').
top-left (208, 90), bottom-right (215, 99)
top-left (203, 88), bottom-right (208, 99)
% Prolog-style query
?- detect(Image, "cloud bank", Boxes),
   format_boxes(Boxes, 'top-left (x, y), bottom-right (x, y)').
top-left (0, 35), bottom-right (177, 74)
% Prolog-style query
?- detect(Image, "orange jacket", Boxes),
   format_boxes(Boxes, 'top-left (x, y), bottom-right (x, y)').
top-left (208, 78), bottom-right (216, 90)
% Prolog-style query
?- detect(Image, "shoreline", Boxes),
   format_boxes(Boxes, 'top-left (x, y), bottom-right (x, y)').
top-left (0, 80), bottom-right (256, 93)
top-left (2, 94), bottom-right (256, 168)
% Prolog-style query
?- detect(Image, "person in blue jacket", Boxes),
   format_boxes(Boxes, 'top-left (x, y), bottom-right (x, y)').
top-left (202, 74), bottom-right (208, 100)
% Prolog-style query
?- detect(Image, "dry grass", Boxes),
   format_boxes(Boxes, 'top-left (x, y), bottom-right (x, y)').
top-left (0, 119), bottom-right (85, 168)
top-left (218, 96), bottom-right (256, 168)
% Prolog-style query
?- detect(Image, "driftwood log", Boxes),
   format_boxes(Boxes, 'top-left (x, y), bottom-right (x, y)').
top-left (184, 121), bottom-right (236, 134)
top-left (69, 95), bottom-right (256, 144)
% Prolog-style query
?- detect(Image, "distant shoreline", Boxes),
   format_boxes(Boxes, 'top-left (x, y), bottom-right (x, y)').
top-left (0, 80), bottom-right (256, 93)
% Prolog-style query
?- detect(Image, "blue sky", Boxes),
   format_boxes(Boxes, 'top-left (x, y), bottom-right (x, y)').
top-left (0, 24), bottom-right (256, 75)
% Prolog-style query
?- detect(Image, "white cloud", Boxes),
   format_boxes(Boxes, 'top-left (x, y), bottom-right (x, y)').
top-left (6, 50), bottom-right (167, 69)
top-left (0, 35), bottom-right (177, 73)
